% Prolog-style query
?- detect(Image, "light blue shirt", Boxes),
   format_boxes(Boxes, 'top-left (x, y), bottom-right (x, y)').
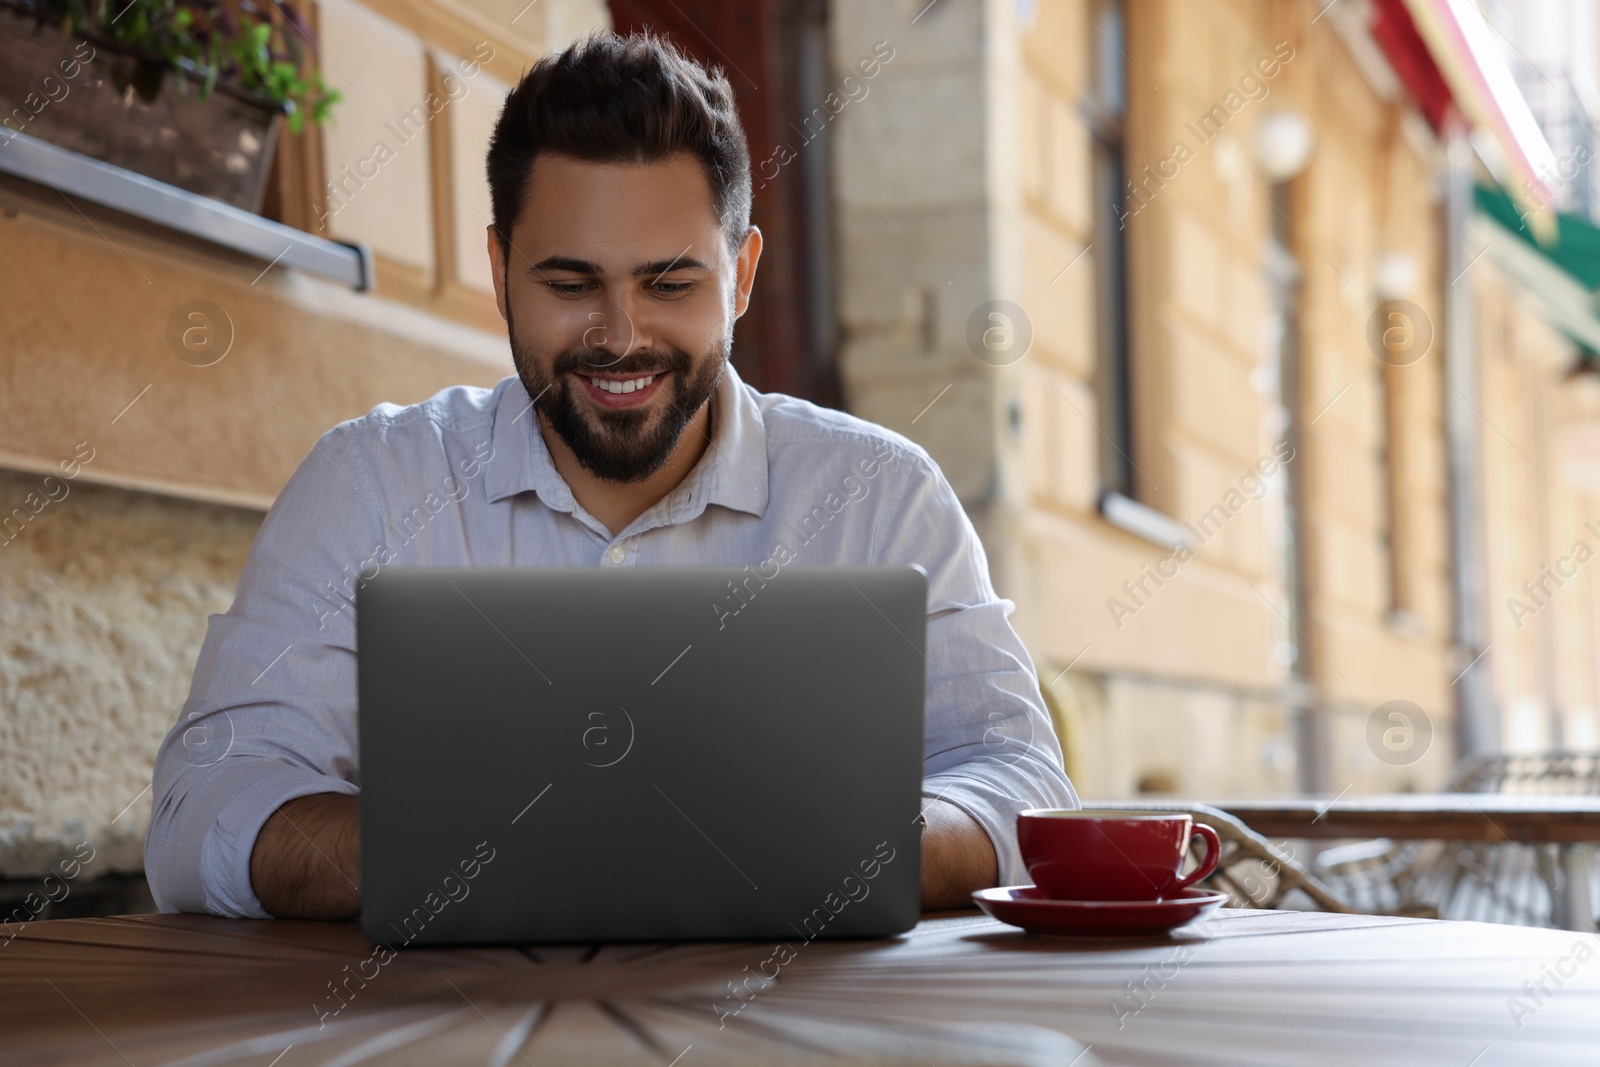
top-left (144, 360), bottom-right (1079, 917)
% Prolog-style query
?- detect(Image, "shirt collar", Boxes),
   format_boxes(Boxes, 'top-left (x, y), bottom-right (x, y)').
top-left (483, 359), bottom-right (769, 521)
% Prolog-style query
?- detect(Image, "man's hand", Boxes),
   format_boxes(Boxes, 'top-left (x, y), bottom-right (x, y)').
top-left (248, 793), bottom-right (361, 919)
top-left (249, 791), bottom-right (992, 918)
top-left (919, 797), bottom-right (999, 911)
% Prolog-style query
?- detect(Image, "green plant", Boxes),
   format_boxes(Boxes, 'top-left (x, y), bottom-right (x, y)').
top-left (24, 0), bottom-right (339, 132)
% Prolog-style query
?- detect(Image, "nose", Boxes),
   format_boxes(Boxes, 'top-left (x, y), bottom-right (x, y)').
top-left (583, 286), bottom-right (653, 367)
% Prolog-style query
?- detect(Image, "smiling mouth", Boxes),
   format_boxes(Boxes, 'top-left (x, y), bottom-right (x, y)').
top-left (574, 369), bottom-right (670, 408)
top-left (586, 373), bottom-right (657, 395)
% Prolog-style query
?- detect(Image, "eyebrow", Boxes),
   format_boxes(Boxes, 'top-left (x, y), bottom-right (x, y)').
top-left (529, 255), bottom-right (714, 278)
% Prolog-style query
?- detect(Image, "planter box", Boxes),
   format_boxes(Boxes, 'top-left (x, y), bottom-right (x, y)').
top-left (0, 3), bottom-right (284, 213)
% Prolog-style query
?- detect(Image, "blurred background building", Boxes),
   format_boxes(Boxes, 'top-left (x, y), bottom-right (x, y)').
top-left (3, 0), bottom-right (1600, 911)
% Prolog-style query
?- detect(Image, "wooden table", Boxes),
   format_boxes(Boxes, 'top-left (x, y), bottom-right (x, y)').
top-left (4, 907), bottom-right (1599, 1065)
top-left (1202, 793), bottom-right (1600, 931)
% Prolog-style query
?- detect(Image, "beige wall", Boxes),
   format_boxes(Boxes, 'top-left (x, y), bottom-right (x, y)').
top-left (1283, 16), bottom-right (1451, 718)
top-left (833, 0), bottom-right (1461, 799)
top-left (0, 186), bottom-right (511, 512)
top-left (1475, 263), bottom-right (1600, 752)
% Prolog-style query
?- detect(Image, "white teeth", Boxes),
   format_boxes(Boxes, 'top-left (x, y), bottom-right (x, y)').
top-left (589, 374), bottom-right (656, 395)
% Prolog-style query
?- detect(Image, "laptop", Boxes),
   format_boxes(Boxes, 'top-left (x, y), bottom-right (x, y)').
top-left (356, 564), bottom-right (927, 945)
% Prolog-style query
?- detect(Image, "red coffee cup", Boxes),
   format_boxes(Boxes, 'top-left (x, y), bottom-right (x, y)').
top-left (1017, 808), bottom-right (1222, 901)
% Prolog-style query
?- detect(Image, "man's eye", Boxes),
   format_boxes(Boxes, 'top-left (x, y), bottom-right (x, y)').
top-left (651, 281), bottom-right (693, 296)
top-left (547, 282), bottom-right (591, 296)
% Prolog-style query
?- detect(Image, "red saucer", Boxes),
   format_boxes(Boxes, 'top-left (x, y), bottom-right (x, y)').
top-left (972, 885), bottom-right (1227, 937)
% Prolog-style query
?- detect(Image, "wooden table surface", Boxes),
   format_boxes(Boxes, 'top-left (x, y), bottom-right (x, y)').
top-left (1202, 793), bottom-right (1600, 842)
top-left (4, 906), bottom-right (1598, 1066)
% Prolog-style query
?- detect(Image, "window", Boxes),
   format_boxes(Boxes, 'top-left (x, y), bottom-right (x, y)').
top-left (1085, 0), bottom-right (1134, 501)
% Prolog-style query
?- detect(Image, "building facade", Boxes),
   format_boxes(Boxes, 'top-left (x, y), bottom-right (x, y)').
top-left (2, 0), bottom-right (1597, 898)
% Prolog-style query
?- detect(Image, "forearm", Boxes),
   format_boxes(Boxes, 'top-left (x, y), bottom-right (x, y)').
top-left (248, 793), bottom-right (362, 919)
top-left (918, 749), bottom-right (1079, 890)
top-left (919, 797), bottom-right (999, 911)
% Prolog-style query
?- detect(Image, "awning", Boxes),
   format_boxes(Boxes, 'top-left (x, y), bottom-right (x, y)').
top-left (1474, 183), bottom-right (1600, 356)
top-left (1370, 0), bottom-right (1560, 240)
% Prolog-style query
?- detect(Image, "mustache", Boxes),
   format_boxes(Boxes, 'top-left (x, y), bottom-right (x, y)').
top-left (553, 348), bottom-right (691, 378)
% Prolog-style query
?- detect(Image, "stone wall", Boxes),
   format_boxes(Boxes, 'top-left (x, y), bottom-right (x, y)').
top-left (0, 472), bottom-right (261, 878)
top-left (828, 0), bottom-right (1001, 507)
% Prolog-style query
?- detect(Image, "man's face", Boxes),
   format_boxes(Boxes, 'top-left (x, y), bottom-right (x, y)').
top-left (488, 151), bottom-right (761, 483)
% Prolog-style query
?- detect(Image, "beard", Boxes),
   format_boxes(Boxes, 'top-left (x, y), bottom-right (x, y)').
top-left (508, 303), bottom-right (728, 484)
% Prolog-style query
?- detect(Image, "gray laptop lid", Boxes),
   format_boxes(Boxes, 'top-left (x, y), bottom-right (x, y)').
top-left (356, 565), bottom-right (927, 945)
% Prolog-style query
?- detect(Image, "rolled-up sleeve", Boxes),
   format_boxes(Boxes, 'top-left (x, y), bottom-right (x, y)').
top-left (876, 447), bottom-right (1080, 888)
top-left (144, 424), bottom-right (376, 917)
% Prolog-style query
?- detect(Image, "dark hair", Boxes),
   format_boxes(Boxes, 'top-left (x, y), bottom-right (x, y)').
top-left (486, 30), bottom-right (752, 257)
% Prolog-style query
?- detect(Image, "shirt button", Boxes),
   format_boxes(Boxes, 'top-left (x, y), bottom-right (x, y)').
top-left (609, 546), bottom-right (626, 565)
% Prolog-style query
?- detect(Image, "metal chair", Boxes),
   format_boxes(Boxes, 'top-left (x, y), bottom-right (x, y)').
top-left (1308, 750), bottom-right (1600, 928)
top-left (1083, 799), bottom-right (1354, 913)
top-left (1448, 750), bottom-right (1600, 794)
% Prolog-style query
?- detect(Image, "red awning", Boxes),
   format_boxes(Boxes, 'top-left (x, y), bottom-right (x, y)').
top-left (1369, 0), bottom-right (1455, 130)
top-left (1367, 0), bottom-right (1559, 238)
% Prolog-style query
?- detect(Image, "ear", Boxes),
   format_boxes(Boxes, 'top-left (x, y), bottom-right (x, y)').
top-left (487, 226), bottom-right (509, 322)
top-left (732, 225), bottom-right (763, 319)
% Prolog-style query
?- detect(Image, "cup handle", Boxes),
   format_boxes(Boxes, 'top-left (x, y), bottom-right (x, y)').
top-left (1170, 823), bottom-right (1222, 893)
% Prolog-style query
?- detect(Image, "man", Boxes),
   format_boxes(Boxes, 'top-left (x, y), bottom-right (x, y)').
top-left (145, 30), bottom-right (1077, 921)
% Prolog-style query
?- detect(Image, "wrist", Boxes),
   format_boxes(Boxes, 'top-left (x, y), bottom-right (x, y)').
top-left (918, 797), bottom-right (999, 910)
